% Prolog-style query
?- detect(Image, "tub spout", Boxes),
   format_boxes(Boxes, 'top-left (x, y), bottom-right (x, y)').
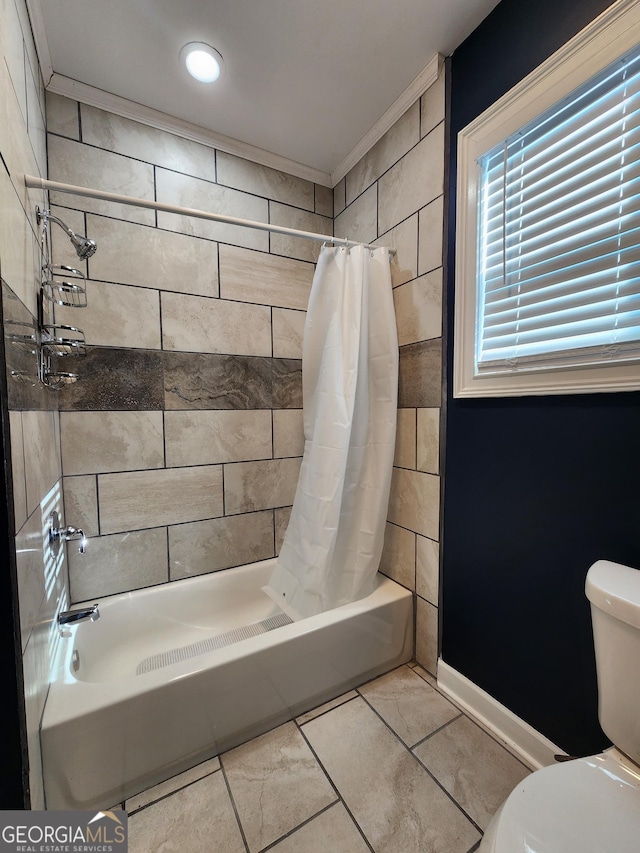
top-left (58, 603), bottom-right (100, 626)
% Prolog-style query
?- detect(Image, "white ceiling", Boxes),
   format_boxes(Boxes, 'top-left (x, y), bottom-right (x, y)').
top-left (31, 0), bottom-right (499, 182)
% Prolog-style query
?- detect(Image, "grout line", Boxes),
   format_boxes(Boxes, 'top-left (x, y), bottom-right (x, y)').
top-left (410, 666), bottom-right (533, 770)
top-left (152, 165), bottom-right (158, 228)
top-left (270, 306), bottom-right (274, 359)
top-left (353, 661), bottom-right (410, 693)
top-left (409, 665), bottom-right (532, 768)
top-left (270, 407), bottom-right (275, 459)
top-left (296, 692), bottom-right (359, 727)
top-left (338, 117), bottom-right (445, 213)
top-left (257, 800), bottom-right (340, 853)
top-left (46, 134), bottom-right (318, 218)
top-left (356, 684), bottom-right (425, 747)
top-left (165, 525), bottom-right (170, 582)
top-left (451, 703), bottom-right (535, 773)
top-left (375, 180), bottom-right (379, 240)
top-left (410, 661), bottom-right (438, 684)
top-left (377, 569), bottom-right (418, 596)
top-left (271, 507), bottom-right (276, 557)
top-left (219, 758), bottom-right (251, 853)
top-left (416, 195), bottom-right (421, 275)
top-left (296, 723), bottom-right (376, 853)
top-left (355, 685), bottom-right (484, 835)
top-left (161, 408), bottom-right (166, 467)
top-left (125, 761), bottom-right (223, 816)
top-left (216, 241), bottom-right (221, 298)
top-left (411, 748), bottom-right (485, 836)
top-left (94, 473), bottom-right (101, 536)
top-left (46, 196), bottom-right (318, 265)
top-left (409, 712), bottom-right (463, 751)
top-left (157, 289), bottom-right (164, 353)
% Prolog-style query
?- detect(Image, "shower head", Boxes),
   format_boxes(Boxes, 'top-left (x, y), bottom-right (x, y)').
top-left (68, 231), bottom-right (97, 260)
top-left (37, 209), bottom-right (97, 260)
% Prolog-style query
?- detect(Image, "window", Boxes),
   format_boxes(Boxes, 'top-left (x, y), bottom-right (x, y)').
top-left (455, 0), bottom-right (640, 397)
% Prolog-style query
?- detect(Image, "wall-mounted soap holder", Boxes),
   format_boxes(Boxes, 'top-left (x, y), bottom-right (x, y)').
top-left (41, 265), bottom-right (87, 309)
top-left (5, 320), bottom-right (38, 354)
top-left (41, 324), bottom-right (87, 357)
top-left (25, 207), bottom-right (96, 390)
top-left (39, 361), bottom-right (80, 389)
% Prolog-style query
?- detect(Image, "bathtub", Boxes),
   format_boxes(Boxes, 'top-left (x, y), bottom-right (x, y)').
top-left (41, 557), bottom-right (412, 810)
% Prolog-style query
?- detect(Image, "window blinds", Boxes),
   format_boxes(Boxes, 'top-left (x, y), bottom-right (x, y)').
top-left (476, 46), bottom-right (640, 373)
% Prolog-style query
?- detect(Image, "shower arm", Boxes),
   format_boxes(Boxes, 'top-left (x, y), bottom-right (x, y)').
top-left (25, 175), bottom-right (396, 257)
top-left (36, 206), bottom-right (97, 260)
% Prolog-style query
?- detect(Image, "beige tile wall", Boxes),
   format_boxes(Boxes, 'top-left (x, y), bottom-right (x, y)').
top-left (48, 70), bottom-right (445, 679)
top-left (46, 95), bottom-right (328, 604)
top-left (336, 69), bottom-right (445, 675)
top-left (1, 0), bottom-right (57, 808)
top-left (0, 2), bottom-right (445, 809)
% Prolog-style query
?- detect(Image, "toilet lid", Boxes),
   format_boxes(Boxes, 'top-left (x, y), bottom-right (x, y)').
top-left (493, 749), bottom-right (640, 853)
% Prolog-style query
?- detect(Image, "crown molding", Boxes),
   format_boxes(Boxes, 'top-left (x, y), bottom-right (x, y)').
top-left (330, 52), bottom-right (443, 186)
top-left (46, 73), bottom-right (333, 188)
top-left (30, 0), bottom-right (442, 191)
top-left (25, 0), bottom-right (53, 85)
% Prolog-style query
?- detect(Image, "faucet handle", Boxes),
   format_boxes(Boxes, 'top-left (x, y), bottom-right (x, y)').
top-left (64, 526), bottom-right (87, 554)
top-left (48, 511), bottom-right (87, 555)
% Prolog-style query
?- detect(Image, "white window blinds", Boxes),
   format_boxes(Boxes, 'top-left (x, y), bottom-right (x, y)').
top-left (476, 45), bottom-right (640, 374)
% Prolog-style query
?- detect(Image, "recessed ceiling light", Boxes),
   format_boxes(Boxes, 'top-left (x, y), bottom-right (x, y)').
top-left (180, 42), bottom-right (224, 83)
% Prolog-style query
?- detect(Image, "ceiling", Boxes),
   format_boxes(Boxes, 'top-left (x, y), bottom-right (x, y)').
top-left (32, 0), bottom-right (500, 183)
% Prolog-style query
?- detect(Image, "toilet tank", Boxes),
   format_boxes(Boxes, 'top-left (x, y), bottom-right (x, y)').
top-left (585, 560), bottom-right (640, 765)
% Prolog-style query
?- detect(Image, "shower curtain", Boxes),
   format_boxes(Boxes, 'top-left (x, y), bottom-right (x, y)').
top-left (264, 243), bottom-right (398, 619)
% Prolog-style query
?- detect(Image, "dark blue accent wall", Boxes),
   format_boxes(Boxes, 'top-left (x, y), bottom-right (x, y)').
top-left (443, 0), bottom-right (640, 756)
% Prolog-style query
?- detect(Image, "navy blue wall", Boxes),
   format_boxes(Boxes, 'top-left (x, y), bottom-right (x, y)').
top-left (443, 0), bottom-right (640, 756)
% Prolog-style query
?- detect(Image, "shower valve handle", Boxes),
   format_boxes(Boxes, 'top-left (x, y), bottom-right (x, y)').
top-left (48, 510), bottom-right (87, 554)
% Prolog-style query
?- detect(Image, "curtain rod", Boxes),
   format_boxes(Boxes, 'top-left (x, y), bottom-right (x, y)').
top-left (24, 175), bottom-right (395, 256)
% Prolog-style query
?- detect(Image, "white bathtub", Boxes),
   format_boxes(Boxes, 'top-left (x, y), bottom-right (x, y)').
top-left (41, 558), bottom-right (412, 810)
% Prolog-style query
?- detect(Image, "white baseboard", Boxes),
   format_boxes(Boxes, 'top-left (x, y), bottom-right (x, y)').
top-left (437, 659), bottom-right (566, 770)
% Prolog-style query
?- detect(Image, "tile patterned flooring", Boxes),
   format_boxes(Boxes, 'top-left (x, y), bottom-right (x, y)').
top-left (124, 663), bottom-right (531, 852)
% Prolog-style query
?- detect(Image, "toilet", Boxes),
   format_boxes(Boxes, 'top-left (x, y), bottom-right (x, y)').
top-left (479, 559), bottom-right (640, 852)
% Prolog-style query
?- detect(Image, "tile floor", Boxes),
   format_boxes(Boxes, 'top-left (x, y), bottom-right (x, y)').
top-left (122, 662), bottom-right (531, 852)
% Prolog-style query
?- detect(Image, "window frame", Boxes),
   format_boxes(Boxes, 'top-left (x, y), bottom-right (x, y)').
top-left (454, 0), bottom-right (640, 398)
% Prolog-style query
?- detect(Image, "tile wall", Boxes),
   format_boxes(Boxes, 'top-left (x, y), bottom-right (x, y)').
top-left (1, 0), bottom-right (63, 807)
top-left (46, 94), bottom-right (333, 604)
top-left (334, 68), bottom-right (445, 675)
top-left (47, 70), bottom-right (445, 674)
top-left (1, 20), bottom-right (444, 802)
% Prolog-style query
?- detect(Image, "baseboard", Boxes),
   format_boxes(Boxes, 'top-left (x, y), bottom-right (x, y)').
top-left (437, 659), bottom-right (566, 770)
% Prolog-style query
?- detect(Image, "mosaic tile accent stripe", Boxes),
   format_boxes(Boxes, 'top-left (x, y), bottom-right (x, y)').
top-left (57, 347), bottom-right (165, 411)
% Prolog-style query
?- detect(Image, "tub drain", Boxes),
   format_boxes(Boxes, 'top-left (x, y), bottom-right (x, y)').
top-left (135, 612), bottom-right (293, 675)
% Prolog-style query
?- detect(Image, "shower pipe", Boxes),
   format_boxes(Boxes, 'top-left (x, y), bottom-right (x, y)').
top-left (24, 176), bottom-right (396, 256)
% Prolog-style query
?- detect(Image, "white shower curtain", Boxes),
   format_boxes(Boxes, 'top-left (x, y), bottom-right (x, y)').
top-left (263, 243), bottom-right (398, 619)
